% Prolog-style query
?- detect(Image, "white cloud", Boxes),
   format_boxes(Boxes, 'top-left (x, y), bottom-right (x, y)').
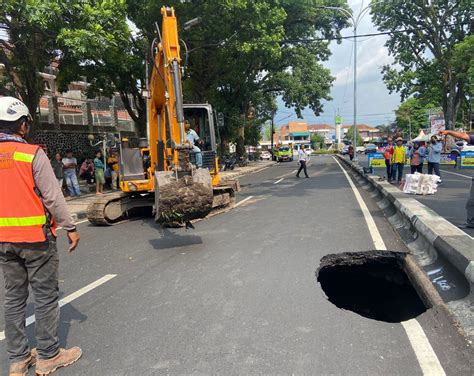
top-left (276, 0), bottom-right (401, 127)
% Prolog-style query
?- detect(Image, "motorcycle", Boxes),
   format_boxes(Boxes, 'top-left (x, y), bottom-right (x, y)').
top-left (223, 155), bottom-right (237, 171)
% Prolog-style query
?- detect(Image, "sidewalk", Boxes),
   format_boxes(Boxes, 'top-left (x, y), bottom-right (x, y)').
top-left (65, 160), bottom-right (276, 221)
top-left (352, 155), bottom-right (474, 237)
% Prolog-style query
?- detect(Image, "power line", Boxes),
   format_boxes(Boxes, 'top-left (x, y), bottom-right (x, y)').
top-left (188, 22), bottom-right (468, 47)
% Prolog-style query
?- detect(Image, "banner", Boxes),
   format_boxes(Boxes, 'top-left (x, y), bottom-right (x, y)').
top-left (430, 114), bottom-right (445, 135)
top-left (460, 151), bottom-right (474, 168)
top-left (368, 152), bottom-right (386, 168)
top-left (439, 153), bottom-right (457, 166)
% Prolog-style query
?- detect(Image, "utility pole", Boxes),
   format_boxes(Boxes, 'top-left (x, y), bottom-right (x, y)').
top-left (271, 114), bottom-right (275, 161)
top-left (320, 2), bottom-right (381, 161)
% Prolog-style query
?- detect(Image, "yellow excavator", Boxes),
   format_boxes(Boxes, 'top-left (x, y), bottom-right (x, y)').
top-left (87, 7), bottom-right (237, 226)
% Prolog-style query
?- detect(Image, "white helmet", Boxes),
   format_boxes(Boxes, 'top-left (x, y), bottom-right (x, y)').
top-left (0, 96), bottom-right (30, 122)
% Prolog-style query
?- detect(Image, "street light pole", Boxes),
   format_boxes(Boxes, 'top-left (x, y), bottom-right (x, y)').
top-left (320, 2), bottom-right (381, 162)
top-left (353, 23), bottom-right (357, 160)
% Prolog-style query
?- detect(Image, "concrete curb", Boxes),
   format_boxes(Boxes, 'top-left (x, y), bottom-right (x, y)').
top-left (336, 155), bottom-right (474, 339)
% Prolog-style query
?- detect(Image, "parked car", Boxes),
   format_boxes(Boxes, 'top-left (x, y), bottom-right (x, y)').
top-left (260, 151), bottom-right (272, 160)
top-left (341, 145), bottom-right (350, 155)
top-left (356, 146), bottom-right (365, 154)
top-left (364, 144), bottom-right (378, 154)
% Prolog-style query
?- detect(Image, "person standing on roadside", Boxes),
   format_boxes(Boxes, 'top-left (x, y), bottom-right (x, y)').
top-left (62, 150), bottom-right (81, 197)
top-left (50, 153), bottom-right (64, 188)
top-left (383, 137), bottom-right (394, 181)
top-left (410, 142), bottom-right (425, 174)
top-left (348, 143), bottom-right (354, 161)
top-left (296, 146), bottom-right (310, 178)
top-left (439, 129), bottom-right (474, 229)
top-left (93, 150), bottom-right (105, 194)
top-left (427, 135), bottom-right (443, 183)
top-left (107, 150), bottom-right (120, 190)
top-left (391, 137), bottom-right (407, 184)
top-left (0, 97), bottom-right (82, 376)
top-left (79, 158), bottom-right (94, 185)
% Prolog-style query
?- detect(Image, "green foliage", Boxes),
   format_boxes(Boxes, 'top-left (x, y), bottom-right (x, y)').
top-left (128, 0), bottom-right (349, 152)
top-left (344, 126), bottom-right (363, 146)
top-left (371, 0), bottom-right (472, 129)
top-left (0, 0), bottom-right (129, 127)
top-left (395, 97), bottom-right (437, 138)
top-left (452, 35), bottom-right (474, 97)
top-left (310, 133), bottom-right (325, 150)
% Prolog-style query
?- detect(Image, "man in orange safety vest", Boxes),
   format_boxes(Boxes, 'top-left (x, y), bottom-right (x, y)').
top-left (0, 97), bottom-right (82, 376)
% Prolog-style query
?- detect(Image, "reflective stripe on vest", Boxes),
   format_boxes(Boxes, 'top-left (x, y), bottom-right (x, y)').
top-left (0, 215), bottom-right (46, 227)
top-left (13, 151), bottom-right (35, 163)
top-left (0, 142), bottom-right (50, 243)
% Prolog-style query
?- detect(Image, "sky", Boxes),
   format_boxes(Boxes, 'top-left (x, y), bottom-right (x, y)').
top-left (275, 0), bottom-right (401, 128)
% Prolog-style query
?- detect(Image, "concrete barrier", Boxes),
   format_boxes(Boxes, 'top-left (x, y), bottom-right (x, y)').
top-left (336, 155), bottom-right (474, 340)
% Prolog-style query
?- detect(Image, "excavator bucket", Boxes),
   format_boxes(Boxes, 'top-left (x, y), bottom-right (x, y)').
top-left (154, 168), bottom-right (214, 225)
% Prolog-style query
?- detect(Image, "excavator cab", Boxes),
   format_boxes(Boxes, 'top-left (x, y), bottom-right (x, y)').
top-left (183, 104), bottom-right (220, 176)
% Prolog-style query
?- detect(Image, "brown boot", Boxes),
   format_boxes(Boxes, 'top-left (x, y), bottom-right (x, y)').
top-left (9, 349), bottom-right (37, 376)
top-left (35, 347), bottom-right (82, 375)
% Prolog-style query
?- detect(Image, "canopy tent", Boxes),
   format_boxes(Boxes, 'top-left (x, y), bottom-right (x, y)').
top-left (412, 130), bottom-right (431, 142)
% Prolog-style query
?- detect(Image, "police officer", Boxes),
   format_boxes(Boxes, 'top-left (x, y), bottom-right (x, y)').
top-left (0, 97), bottom-right (82, 375)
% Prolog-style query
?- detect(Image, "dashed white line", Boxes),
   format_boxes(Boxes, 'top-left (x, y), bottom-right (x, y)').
top-left (234, 196), bottom-right (254, 208)
top-left (57, 218), bottom-right (90, 231)
top-left (274, 178), bottom-right (284, 185)
top-left (0, 274), bottom-right (117, 342)
top-left (333, 156), bottom-right (446, 376)
top-left (440, 169), bottom-right (472, 180)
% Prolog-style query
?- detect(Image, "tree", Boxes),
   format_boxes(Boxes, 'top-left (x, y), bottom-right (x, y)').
top-left (371, 0), bottom-right (472, 129)
top-left (395, 97), bottom-right (437, 138)
top-left (0, 1), bottom-right (129, 129)
top-left (127, 0), bottom-right (349, 154)
top-left (376, 124), bottom-right (394, 138)
top-left (311, 133), bottom-right (325, 150)
top-left (345, 126), bottom-right (363, 146)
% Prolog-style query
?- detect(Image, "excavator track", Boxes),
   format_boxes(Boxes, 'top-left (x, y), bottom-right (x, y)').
top-left (86, 192), bottom-right (129, 226)
top-left (87, 179), bottom-right (240, 226)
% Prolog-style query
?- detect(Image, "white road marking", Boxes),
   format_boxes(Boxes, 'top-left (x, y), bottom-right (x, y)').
top-left (401, 320), bottom-right (446, 376)
top-left (333, 157), bottom-right (385, 250)
top-left (0, 274), bottom-right (117, 342)
top-left (333, 156), bottom-right (446, 376)
top-left (56, 219), bottom-right (90, 231)
top-left (440, 169), bottom-right (472, 180)
top-left (275, 169), bottom-right (298, 179)
top-left (274, 178), bottom-right (284, 185)
top-left (234, 196), bottom-right (254, 208)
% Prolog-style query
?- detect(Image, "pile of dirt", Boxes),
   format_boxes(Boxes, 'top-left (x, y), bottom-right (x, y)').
top-left (156, 175), bottom-right (213, 224)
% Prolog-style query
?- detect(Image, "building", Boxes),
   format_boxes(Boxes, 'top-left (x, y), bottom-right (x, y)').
top-left (341, 124), bottom-right (382, 142)
top-left (274, 122), bottom-right (335, 146)
top-left (308, 124), bottom-right (334, 140)
top-left (276, 121), bottom-right (310, 143)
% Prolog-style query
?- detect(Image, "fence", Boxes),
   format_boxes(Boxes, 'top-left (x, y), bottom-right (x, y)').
top-left (39, 94), bottom-right (136, 132)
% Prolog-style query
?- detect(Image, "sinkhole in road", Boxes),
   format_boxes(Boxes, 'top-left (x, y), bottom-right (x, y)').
top-left (316, 251), bottom-right (427, 323)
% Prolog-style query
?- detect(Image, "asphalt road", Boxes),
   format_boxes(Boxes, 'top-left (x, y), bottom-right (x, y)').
top-left (353, 154), bottom-right (474, 237)
top-left (0, 157), bottom-right (472, 375)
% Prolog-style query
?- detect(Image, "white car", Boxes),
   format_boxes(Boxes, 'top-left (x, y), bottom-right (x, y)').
top-left (356, 146), bottom-right (365, 153)
top-left (260, 151), bottom-right (272, 160)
